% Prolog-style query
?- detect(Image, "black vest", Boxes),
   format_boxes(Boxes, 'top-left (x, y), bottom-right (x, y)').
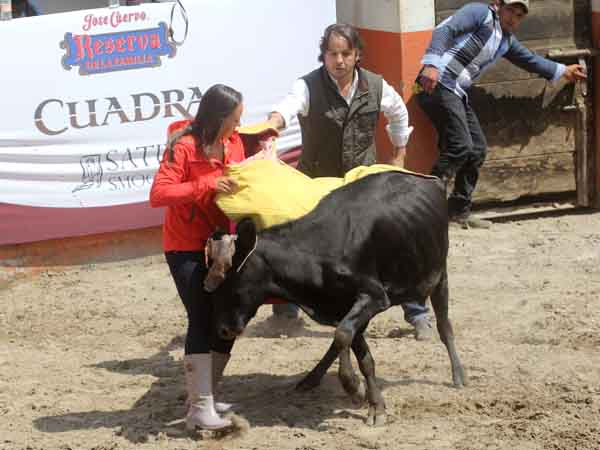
top-left (297, 66), bottom-right (383, 178)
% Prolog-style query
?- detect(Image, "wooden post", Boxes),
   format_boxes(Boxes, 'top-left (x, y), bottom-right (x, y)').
top-left (574, 56), bottom-right (593, 207)
top-left (593, 0), bottom-right (600, 207)
top-left (549, 48), bottom-right (599, 207)
top-left (336, 0), bottom-right (437, 174)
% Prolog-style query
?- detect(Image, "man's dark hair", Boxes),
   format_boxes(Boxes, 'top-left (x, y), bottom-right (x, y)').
top-left (318, 23), bottom-right (364, 63)
top-left (167, 84), bottom-right (242, 161)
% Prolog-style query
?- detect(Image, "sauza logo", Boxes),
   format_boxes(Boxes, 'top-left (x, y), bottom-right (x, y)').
top-left (60, 13), bottom-right (176, 76)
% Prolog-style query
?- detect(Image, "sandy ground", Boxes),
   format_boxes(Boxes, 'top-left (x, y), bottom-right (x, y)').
top-left (2, 201), bottom-right (600, 450)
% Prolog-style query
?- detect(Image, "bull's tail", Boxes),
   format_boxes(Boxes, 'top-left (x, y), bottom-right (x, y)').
top-left (429, 269), bottom-right (466, 388)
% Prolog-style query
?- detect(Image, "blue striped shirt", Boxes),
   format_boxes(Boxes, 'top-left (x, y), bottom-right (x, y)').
top-left (421, 3), bottom-right (566, 99)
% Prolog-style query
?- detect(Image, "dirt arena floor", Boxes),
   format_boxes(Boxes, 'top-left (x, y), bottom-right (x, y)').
top-left (2, 202), bottom-right (600, 450)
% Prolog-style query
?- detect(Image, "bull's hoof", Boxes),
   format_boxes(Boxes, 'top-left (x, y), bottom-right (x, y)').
top-left (295, 374), bottom-right (321, 392)
top-left (452, 367), bottom-right (467, 388)
top-left (365, 406), bottom-right (387, 427)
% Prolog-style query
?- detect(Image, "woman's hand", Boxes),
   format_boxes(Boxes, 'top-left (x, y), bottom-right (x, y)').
top-left (215, 176), bottom-right (238, 194)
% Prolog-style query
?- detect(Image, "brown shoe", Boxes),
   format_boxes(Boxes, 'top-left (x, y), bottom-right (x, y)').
top-left (451, 214), bottom-right (492, 229)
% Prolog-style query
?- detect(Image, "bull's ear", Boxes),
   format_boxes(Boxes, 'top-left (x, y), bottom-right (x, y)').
top-left (236, 218), bottom-right (257, 254)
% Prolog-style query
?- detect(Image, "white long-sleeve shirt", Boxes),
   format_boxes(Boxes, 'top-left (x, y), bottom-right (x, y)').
top-left (272, 70), bottom-right (413, 147)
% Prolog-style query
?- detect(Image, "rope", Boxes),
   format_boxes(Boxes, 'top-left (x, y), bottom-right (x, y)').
top-left (168, 0), bottom-right (189, 47)
top-left (236, 236), bottom-right (258, 273)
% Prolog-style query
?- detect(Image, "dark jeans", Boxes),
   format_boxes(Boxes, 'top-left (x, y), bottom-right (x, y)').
top-left (417, 85), bottom-right (487, 217)
top-left (165, 251), bottom-right (235, 355)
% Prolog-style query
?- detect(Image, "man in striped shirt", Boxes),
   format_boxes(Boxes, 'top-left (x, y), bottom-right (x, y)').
top-left (416, 0), bottom-right (586, 228)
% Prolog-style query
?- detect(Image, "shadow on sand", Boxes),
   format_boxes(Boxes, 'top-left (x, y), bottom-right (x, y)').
top-left (33, 332), bottom-right (446, 443)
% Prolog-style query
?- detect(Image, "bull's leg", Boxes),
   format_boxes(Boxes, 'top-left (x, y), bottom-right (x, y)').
top-left (295, 341), bottom-right (340, 391)
top-left (351, 333), bottom-right (386, 426)
top-left (334, 284), bottom-right (391, 349)
top-left (296, 343), bottom-right (363, 405)
top-left (430, 269), bottom-right (466, 388)
top-left (334, 284), bottom-right (390, 426)
top-left (338, 345), bottom-right (365, 405)
top-left (297, 342), bottom-right (364, 403)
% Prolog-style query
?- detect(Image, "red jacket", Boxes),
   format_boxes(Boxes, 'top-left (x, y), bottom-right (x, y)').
top-left (150, 120), bottom-right (245, 252)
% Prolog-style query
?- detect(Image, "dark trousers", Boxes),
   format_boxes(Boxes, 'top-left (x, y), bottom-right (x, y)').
top-left (165, 251), bottom-right (235, 355)
top-left (417, 85), bottom-right (487, 217)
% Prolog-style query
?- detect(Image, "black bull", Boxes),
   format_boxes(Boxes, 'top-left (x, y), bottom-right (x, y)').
top-left (206, 171), bottom-right (466, 426)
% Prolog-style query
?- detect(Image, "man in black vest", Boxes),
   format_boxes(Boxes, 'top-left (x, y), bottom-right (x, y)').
top-left (267, 24), bottom-right (432, 341)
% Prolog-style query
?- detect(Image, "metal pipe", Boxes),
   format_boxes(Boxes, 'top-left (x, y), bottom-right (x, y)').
top-left (0, 0), bottom-right (12, 21)
top-left (547, 48), bottom-right (600, 61)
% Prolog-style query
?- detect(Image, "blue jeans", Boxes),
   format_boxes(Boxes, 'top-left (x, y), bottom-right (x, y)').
top-left (402, 302), bottom-right (429, 325)
top-left (417, 84), bottom-right (487, 217)
top-left (272, 302), bottom-right (429, 325)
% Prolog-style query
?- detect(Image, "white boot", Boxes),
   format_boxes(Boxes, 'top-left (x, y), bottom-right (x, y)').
top-left (212, 352), bottom-right (235, 413)
top-left (183, 354), bottom-right (232, 431)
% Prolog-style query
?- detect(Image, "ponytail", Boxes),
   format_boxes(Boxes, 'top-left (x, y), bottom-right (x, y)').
top-left (166, 124), bottom-right (194, 162)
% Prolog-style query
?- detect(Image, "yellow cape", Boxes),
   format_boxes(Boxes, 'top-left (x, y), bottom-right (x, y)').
top-left (216, 159), bottom-right (428, 230)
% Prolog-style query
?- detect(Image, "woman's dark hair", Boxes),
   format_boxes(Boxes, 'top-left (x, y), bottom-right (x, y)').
top-left (318, 23), bottom-right (364, 63)
top-left (167, 84), bottom-right (242, 161)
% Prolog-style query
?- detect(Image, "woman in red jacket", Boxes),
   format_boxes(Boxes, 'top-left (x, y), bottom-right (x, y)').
top-left (150, 84), bottom-right (245, 431)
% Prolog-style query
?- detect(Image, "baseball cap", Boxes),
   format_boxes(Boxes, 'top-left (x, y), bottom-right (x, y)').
top-left (503, 0), bottom-right (529, 13)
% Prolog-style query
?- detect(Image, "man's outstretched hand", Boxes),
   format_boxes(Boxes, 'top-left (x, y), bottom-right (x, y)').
top-left (563, 64), bottom-right (587, 83)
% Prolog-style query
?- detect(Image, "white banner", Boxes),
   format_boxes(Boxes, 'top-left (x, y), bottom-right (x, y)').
top-left (0, 0), bottom-right (336, 209)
